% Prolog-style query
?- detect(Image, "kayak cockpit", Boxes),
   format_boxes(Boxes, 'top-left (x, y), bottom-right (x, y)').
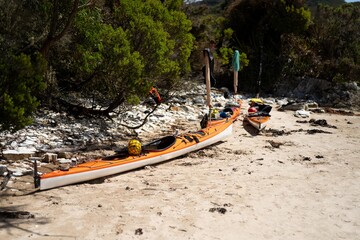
top-left (143, 135), bottom-right (176, 152)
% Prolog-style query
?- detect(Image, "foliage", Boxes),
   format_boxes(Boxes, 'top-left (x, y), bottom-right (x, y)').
top-left (183, 2), bottom-right (225, 71)
top-left (0, 0), bottom-right (82, 131)
top-left (281, 3), bottom-right (360, 84)
top-left (2, 0), bottom-right (358, 134)
top-left (215, 0), bottom-right (358, 94)
top-left (49, 0), bottom-right (194, 111)
top-left (79, 21), bottom-right (145, 103)
top-left (224, 0), bottom-right (311, 93)
top-left (0, 1), bottom-right (49, 131)
top-left (310, 3), bottom-right (360, 83)
top-left (306, 0), bottom-right (345, 14)
top-left (0, 53), bottom-right (47, 132)
top-left (0, 0), bottom-right (194, 131)
top-left (115, 0), bottom-right (194, 78)
top-left (183, 0), bottom-right (249, 87)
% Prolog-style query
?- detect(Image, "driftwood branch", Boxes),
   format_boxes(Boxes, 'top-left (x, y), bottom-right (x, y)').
top-left (53, 87), bottom-right (126, 119)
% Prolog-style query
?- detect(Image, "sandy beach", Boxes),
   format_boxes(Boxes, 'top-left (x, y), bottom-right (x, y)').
top-left (1, 103), bottom-right (359, 240)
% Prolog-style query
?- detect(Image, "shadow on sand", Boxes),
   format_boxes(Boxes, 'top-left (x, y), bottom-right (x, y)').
top-left (0, 205), bottom-right (77, 239)
top-left (242, 118), bottom-right (260, 136)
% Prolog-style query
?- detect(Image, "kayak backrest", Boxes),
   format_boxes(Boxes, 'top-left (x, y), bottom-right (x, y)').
top-left (257, 104), bottom-right (272, 113)
top-left (248, 112), bottom-right (271, 117)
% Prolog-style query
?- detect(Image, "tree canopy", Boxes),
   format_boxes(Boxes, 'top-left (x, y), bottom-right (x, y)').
top-left (185, 0), bottom-right (358, 94)
top-left (0, 0), bottom-right (194, 131)
top-left (1, 0), bottom-right (359, 132)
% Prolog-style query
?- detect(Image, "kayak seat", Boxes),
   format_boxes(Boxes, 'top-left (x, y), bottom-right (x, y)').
top-left (143, 136), bottom-right (176, 152)
top-left (258, 105), bottom-right (272, 113)
top-left (223, 107), bottom-right (234, 115)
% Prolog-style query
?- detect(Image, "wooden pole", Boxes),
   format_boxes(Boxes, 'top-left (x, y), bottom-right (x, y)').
top-left (233, 71), bottom-right (238, 94)
top-left (256, 45), bottom-right (263, 99)
top-left (203, 50), bottom-right (212, 109)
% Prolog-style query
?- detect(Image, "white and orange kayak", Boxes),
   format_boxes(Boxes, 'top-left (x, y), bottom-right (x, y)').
top-left (245, 99), bottom-right (272, 131)
top-left (246, 113), bottom-right (270, 131)
top-left (36, 118), bottom-right (235, 190)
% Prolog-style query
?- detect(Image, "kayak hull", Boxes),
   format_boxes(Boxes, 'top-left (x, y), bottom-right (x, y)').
top-left (246, 115), bottom-right (270, 131)
top-left (40, 120), bottom-right (234, 190)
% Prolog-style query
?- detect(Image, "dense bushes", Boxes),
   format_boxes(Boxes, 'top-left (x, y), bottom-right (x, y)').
top-left (0, 0), bottom-right (194, 132)
top-left (0, 53), bottom-right (47, 132)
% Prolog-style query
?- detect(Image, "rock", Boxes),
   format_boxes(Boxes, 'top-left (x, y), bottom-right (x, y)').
top-left (186, 115), bottom-right (198, 121)
top-left (58, 158), bottom-right (71, 164)
top-left (170, 106), bottom-right (180, 111)
top-left (213, 102), bottom-right (223, 107)
top-left (18, 146), bottom-right (37, 153)
top-left (2, 150), bottom-right (34, 161)
top-left (311, 108), bottom-right (326, 113)
top-left (0, 165), bottom-right (8, 175)
top-left (11, 170), bottom-right (30, 177)
top-left (70, 158), bottom-right (78, 166)
top-left (57, 165), bottom-right (68, 171)
top-left (179, 105), bottom-right (194, 113)
top-left (209, 207), bottom-right (227, 214)
top-left (10, 141), bottom-right (18, 148)
top-left (43, 153), bottom-right (58, 164)
top-left (306, 102), bottom-right (319, 109)
top-left (263, 98), bottom-right (275, 105)
top-left (280, 102), bottom-right (307, 111)
top-left (294, 110), bottom-right (311, 118)
top-left (135, 228), bottom-right (143, 235)
top-left (276, 99), bottom-right (289, 106)
top-left (225, 101), bottom-right (241, 107)
top-left (28, 157), bottom-right (43, 165)
top-left (58, 152), bottom-right (73, 159)
top-left (193, 96), bottom-right (205, 105)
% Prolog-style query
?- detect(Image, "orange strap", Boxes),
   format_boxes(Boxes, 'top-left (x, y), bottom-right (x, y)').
top-left (149, 87), bottom-right (161, 103)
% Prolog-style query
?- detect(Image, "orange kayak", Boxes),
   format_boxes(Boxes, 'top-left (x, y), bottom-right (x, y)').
top-left (201, 100), bottom-right (242, 128)
top-left (37, 117), bottom-right (235, 190)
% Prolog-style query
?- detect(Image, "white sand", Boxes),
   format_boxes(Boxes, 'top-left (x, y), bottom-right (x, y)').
top-left (1, 105), bottom-right (359, 240)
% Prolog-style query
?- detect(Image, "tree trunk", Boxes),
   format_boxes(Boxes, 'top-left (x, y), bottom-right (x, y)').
top-left (40, 0), bottom-right (80, 59)
top-left (55, 93), bottom-right (125, 119)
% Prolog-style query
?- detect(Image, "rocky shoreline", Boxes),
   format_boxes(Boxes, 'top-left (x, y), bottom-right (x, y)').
top-left (0, 80), bottom-right (358, 190)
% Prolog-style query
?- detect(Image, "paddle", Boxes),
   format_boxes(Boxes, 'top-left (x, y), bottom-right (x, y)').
top-left (232, 50), bottom-right (240, 94)
top-left (203, 48), bottom-right (212, 125)
top-left (33, 158), bottom-right (40, 189)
